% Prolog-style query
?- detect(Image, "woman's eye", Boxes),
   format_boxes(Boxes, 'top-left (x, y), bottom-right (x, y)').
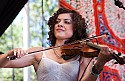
top-left (55, 20), bottom-right (59, 24)
top-left (64, 21), bottom-right (71, 24)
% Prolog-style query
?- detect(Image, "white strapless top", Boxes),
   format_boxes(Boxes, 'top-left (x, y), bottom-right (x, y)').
top-left (36, 52), bottom-right (80, 81)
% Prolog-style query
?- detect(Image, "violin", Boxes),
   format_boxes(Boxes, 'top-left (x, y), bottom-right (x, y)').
top-left (10, 33), bottom-right (125, 65)
top-left (61, 41), bottom-right (125, 65)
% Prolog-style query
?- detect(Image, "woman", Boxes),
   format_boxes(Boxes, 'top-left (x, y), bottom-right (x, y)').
top-left (0, 8), bottom-right (111, 81)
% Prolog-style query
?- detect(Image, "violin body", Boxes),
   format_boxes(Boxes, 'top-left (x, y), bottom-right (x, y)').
top-left (61, 42), bottom-right (125, 64)
top-left (61, 42), bottom-right (100, 58)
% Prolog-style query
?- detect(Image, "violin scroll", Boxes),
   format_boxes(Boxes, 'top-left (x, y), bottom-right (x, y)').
top-left (111, 52), bottom-right (125, 65)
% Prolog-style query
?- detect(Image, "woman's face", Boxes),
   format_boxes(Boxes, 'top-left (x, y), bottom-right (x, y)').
top-left (54, 13), bottom-right (73, 40)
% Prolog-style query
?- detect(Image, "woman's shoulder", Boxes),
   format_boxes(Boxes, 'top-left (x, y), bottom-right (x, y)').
top-left (28, 46), bottom-right (43, 52)
top-left (29, 46), bottom-right (52, 59)
top-left (27, 46), bottom-right (43, 59)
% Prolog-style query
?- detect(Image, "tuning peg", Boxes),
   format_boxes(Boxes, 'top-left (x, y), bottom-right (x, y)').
top-left (118, 52), bottom-right (121, 56)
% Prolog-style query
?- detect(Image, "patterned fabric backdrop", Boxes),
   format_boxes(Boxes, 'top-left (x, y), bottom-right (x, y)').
top-left (59, 0), bottom-right (125, 81)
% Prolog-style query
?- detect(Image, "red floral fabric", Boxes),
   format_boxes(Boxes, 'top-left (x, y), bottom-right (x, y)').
top-left (59, 0), bottom-right (125, 80)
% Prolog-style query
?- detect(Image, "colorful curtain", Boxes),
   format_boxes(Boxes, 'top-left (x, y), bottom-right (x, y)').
top-left (59, 0), bottom-right (125, 81)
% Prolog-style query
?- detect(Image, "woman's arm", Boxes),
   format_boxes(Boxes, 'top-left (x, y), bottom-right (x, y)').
top-left (0, 47), bottom-right (43, 68)
top-left (4, 54), bottom-right (36, 68)
top-left (0, 48), bottom-right (25, 67)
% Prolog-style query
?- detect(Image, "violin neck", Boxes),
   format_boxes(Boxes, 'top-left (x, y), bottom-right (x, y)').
top-left (86, 42), bottom-right (100, 51)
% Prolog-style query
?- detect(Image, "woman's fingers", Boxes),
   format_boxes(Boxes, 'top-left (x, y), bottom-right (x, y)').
top-left (100, 47), bottom-right (110, 55)
top-left (97, 47), bottom-right (111, 64)
top-left (13, 48), bottom-right (27, 59)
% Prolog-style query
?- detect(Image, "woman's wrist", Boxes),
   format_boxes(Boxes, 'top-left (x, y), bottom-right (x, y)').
top-left (94, 63), bottom-right (104, 71)
top-left (90, 64), bottom-right (103, 77)
top-left (6, 51), bottom-right (13, 60)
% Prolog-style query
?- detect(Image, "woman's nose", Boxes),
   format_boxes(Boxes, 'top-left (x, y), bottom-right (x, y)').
top-left (58, 24), bottom-right (63, 27)
top-left (58, 21), bottom-right (63, 27)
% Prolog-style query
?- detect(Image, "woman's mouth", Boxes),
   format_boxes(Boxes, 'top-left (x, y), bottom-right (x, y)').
top-left (56, 29), bottom-right (64, 32)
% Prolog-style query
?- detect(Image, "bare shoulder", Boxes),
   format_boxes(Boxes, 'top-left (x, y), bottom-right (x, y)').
top-left (27, 47), bottom-right (53, 62)
top-left (27, 46), bottom-right (43, 53)
top-left (27, 46), bottom-right (43, 61)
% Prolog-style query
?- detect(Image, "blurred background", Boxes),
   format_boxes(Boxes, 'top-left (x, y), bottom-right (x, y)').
top-left (0, 0), bottom-right (58, 81)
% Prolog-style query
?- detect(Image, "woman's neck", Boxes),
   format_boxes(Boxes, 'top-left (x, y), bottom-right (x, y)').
top-left (55, 39), bottom-right (66, 46)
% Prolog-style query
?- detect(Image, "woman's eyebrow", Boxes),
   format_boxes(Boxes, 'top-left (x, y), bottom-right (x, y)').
top-left (57, 18), bottom-right (71, 20)
top-left (64, 19), bottom-right (72, 21)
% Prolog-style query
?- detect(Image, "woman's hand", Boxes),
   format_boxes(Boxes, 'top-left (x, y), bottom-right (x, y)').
top-left (95, 46), bottom-right (111, 70)
top-left (6, 48), bottom-right (27, 60)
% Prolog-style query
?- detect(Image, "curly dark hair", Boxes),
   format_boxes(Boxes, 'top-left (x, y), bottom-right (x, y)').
top-left (48, 8), bottom-right (88, 46)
